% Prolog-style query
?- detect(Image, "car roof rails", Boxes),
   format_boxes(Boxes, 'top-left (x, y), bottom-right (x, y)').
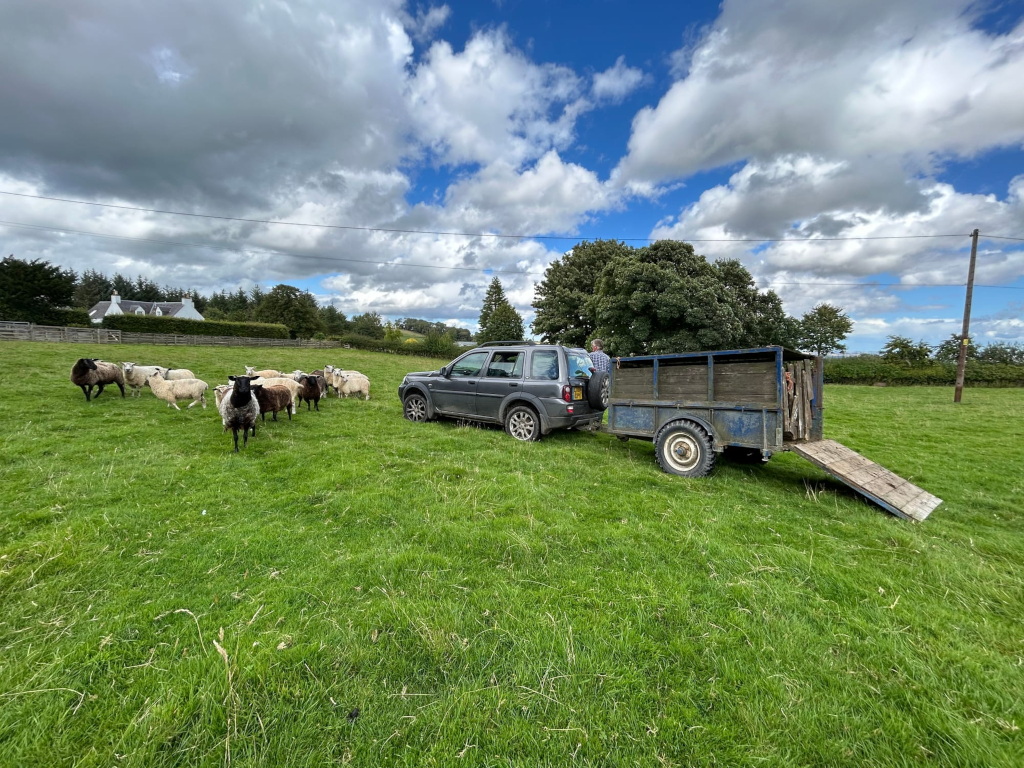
top-left (476, 340), bottom-right (538, 347)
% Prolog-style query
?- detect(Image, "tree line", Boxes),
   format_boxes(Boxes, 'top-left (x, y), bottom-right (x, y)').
top-left (0, 256), bottom-right (470, 341)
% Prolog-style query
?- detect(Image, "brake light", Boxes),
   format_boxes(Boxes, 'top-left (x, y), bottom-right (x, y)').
top-left (562, 385), bottom-right (572, 402)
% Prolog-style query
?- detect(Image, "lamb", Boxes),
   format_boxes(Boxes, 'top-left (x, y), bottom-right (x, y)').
top-left (337, 371), bottom-right (371, 400)
top-left (156, 366), bottom-right (197, 381)
top-left (251, 376), bottom-right (302, 402)
top-left (245, 366), bottom-right (283, 379)
top-left (145, 371), bottom-right (209, 410)
top-left (70, 358), bottom-right (125, 401)
top-left (252, 384), bottom-right (295, 421)
top-left (295, 374), bottom-right (323, 411)
top-left (219, 375), bottom-right (260, 452)
top-left (213, 384), bottom-right (232, 407)
top-left (122, 362), bottom-right (164, 397)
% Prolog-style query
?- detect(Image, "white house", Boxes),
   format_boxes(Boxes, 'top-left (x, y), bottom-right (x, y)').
top-left (88, 291), bottom-right (205, 324)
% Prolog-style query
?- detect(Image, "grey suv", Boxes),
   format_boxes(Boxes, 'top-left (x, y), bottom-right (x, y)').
top-left (398, 341), bottom-right (609, 441)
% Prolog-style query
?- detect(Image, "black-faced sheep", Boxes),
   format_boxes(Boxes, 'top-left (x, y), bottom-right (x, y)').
top-left (219, 375), bottom-right (260, 452)
top-left (146, 371), bottom-right (209, 410)
top-left (71, 358), bottom-right (125, 401)
top-left (296, 374), bottom-right (323, 411)
top-left (252, 384), bottom-right (295, 421)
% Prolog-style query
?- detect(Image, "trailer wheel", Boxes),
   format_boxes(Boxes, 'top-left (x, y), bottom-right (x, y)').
top-left (655, 421), bottom-right (715, 478)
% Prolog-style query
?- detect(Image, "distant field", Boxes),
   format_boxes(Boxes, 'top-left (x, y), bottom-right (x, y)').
top-left (0, 341), bottom-right (1021, 767)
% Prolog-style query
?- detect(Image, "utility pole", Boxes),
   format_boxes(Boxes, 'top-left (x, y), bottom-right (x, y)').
top-left (953, 229), bottom-right (979, 403)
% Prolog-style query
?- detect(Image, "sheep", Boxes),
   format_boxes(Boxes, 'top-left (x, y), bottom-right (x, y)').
top-left (251, 376), bottom-right (302, 402)
top-left (71, 358), bottom-right (125, 401)
top-left (156, 366), bottom-right (197, 381)
top-left (219, 375), bottom-right (260, 452)
top-left (252, 384), bottom-right (295, 421)
top-left (213, 384), bottom-right (232, 407)
top-left (326, 366), bottom-right (364, 397)
top-left (295, 374), bottom-right (323, 411)
top-left (337, 371), bottom-right (371, 400)
top-left (145, 371), bottom-right (209, 410)
top-left (245, 366), bottom-right (283, 379)
top-left (122, 362), bottom-right (164, 397)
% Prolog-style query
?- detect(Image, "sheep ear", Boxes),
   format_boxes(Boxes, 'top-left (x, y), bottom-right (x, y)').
top-left (229, 375), bottom-right (237, 382)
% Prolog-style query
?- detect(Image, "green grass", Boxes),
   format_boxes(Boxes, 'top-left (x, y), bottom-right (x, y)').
top-left (0, 341), bottom-right (1021, 767)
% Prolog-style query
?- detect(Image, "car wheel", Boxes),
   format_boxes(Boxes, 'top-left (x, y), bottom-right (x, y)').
top-left (403, 393), bottom-right (430, 422)
top-left (655, 421), bottom-right (715, 477)
top-left (505, 405), bottom-right (542, 441)
top-left (587, 371), bottom-right (610, 410)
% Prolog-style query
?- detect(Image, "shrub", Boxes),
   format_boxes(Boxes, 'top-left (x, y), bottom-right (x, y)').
top-left (825, 355), bottom-right (1024, 387)
top-left (102, 315), bottom-right (290, 339)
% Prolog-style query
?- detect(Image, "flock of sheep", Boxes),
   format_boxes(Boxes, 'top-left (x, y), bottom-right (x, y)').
top-left (69, 358), bottom-right (371, 452)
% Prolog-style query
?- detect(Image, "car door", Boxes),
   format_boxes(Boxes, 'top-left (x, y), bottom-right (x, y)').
top-left (476, 350), bottom-right (525, 420)
top-left (432, 350), bottom-right (489, 415)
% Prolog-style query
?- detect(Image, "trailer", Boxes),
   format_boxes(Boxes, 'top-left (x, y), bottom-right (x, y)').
top-left (603, 346), bottom-right (941, 521)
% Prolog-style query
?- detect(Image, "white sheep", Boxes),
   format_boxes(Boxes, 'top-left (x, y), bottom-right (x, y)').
top-left (122, 362), bottom-right (164, 397)
top-left (337, 371), bottom-right (371, 400)
top-left (213, 384), bottom-right (232, 407)
top-left (146, 371), bottom-right (209, 410)
top-left (326, 367), bottom-right (363, 397)
top-left (156, 366), bottom-right (197, 381)
top-left (245, 366), bottom-right (283, 379)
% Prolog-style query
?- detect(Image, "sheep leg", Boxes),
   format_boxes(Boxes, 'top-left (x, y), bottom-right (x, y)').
top-left (116, 382), bottom-right (125, 397)
top-left (95, 382), bottom-right (106, 398)
top-left (232, 427), bottom-right (240, 452)
top-left (171, 402), bottom-right (182, 411)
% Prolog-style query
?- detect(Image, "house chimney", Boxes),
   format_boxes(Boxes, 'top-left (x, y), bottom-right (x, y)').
top-left (182, 294), bottom-right (193, 308)
top-left (111, 291), bottom-right (120, 305)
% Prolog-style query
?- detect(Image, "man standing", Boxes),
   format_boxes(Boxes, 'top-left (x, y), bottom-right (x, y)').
top-left (589, 338), bottom-right (611, 375)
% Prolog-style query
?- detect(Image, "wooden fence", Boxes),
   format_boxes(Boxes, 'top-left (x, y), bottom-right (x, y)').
top-left (0, 323), bottom-right (345, 348)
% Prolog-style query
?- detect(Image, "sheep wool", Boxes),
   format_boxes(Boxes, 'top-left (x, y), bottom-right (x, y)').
top-left (219, 375), bottom-right (260, 452)
top-left (146, 372), bottom-right (209, 410)
top-left (71, 358), bottom-right (125, 401)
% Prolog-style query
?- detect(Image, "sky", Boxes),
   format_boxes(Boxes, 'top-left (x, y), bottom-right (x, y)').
top-left (1, 0), bottom-right (1023, 352)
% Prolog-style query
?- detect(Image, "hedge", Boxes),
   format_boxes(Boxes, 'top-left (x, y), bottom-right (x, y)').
top-left (102, 315), bottom-right (290, 339)
top-left (330, 333), bottom-right (468, 360)
top-left (824, 356), bottom-right (1024, 386)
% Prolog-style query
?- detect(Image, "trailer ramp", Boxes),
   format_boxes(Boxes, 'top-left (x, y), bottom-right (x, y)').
top-left (788, 439), bottom-right (941, 521)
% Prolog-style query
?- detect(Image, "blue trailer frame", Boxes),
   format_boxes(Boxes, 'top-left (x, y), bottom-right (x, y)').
top-left (601, 346), bottom-right (942, 521)
top-left (604, 346), bottom-right (822, 458)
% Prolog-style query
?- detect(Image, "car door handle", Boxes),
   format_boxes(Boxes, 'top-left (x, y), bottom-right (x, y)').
top-left (509, 382), bottom-right (518, 387)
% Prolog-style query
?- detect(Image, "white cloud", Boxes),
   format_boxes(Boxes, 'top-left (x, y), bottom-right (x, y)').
top-left (615, 0), bottom-right (1024, 184)
top-left (592, 56), bottom-right (645, 103)
top-left (407, 29), bottom-right (587, 167)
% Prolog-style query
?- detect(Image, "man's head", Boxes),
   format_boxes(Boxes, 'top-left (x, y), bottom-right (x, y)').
top-left (591, 339), bottom-right (604, 351)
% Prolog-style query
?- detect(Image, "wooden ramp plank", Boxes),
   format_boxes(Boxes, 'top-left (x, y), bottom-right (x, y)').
top-left (789, 439), bottom-right (942, 521)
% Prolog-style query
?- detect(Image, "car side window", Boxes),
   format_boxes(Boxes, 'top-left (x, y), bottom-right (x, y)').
top-left (451, 351), bottom-right (488, 377)
top-left (486, 351), bottom-right (523, 378)
top-left (529, 350), bottom-right (559, 380)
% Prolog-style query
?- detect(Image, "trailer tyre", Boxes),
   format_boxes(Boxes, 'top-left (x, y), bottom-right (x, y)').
top-left (655, 421), bottom-right (716, 478)
top-left (587, 371), bottom-right (610, 411)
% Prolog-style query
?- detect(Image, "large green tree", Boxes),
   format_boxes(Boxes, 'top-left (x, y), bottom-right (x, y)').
top-left (590, 240), bottom-right (793, 355)
top-left (798, 303), bottom-right (854, 356)
top-left (933, 333), bottom-right (978, 363)
top-left (880, 335), bottom-right (932, 366)
top-left (0, 255), bottom-right (77, 324)
top-left (72, 269), bottom-right (114, 309)
top-left (477, 278), bottom-right (524, 343)
top-left (254, 284), bottom-right (323, 338)
top-left (318, 305), bottom-right (349, 336)
top-left (350, 311), bottom-right (385, 339)
top-left (532, 240), bottom-right (628, 346)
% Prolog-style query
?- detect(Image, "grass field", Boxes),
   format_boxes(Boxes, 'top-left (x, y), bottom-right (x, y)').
top-left (0, 341), bottom-right (1021, 767)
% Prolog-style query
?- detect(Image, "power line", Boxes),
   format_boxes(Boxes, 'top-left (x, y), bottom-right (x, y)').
top-left (0, 189), bottom-right (983, 243)
top-left (3, 217), bottom-right (1023, 289)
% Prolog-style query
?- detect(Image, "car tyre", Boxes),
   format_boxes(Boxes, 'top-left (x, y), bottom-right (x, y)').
top-left (505, 405), bottom-right (542, 441)
top-left (655, 421), bottom-right (715, 477)
top-left (403, 393), bottom-right (430, 422)
top-left (587, 371), bottom-right (610, 410)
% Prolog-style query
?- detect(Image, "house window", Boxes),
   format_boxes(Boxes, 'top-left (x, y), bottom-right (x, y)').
top-left (155, 308), bottom-right (163, 316)
top-left (135, 307), bottom-right (145, 315)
